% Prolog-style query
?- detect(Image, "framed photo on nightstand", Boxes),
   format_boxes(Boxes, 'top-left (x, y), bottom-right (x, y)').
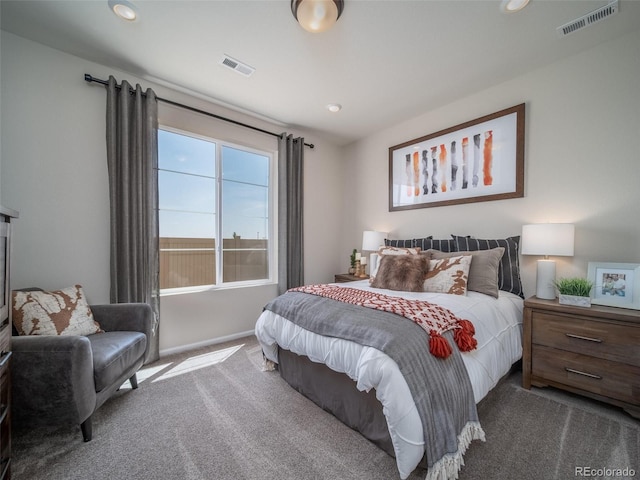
top-left (587, 262), bottom-right (640, 310)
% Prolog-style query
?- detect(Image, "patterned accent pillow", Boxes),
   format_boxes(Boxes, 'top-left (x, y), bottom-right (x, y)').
top-left (452, 235), bottom-right (524, 298)
top-left (370, 254), bottom-right (429, 292)
top-left (12, 285), bottom-right (103, 336)
top-left (413, 237), bottom-right (458, 252)
top-left (426, 247), bottom-right (505, 298)
top-left (424, 255), bottom-right (472, 295)
top-left (377, 246), bottom-right (421, 256)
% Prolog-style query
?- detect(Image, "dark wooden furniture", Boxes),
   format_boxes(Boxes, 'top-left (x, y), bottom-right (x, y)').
top-left (334, 273), bottom-right (369, 283)
top-left (523, 296), bottom-right (640, 419)
top-left (0, 206), bottom-right (18, 480)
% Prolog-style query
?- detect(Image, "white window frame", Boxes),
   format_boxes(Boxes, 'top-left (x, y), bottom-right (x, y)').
top-left (158, 125), bottom-right (277, 295)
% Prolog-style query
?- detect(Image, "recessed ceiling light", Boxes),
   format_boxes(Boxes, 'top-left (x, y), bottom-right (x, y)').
top-left (326, 103), bottom-right (342, 113)
top-left (108, 0), bottom-right (138, 21)
top-left (500, 0), bottom-right (530, 13)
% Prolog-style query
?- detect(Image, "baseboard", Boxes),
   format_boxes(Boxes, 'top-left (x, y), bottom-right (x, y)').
top-left (159, 330), bottom-right (255, 357)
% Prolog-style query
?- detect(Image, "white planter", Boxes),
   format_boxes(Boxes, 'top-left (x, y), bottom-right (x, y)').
top-left (558, 294), bottom-right (591, 307)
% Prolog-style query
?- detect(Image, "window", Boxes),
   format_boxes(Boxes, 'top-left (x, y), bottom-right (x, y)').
top-left (158, 127), bottom-right (273, 290)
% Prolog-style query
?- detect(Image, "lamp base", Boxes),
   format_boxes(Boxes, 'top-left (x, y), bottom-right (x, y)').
top-left (536, 259), bottom-right (556, 300)
top-left (368, 253), bottom-right (379, 277)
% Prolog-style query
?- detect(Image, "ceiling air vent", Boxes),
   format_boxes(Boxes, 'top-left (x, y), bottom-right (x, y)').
top-left (219, 55), bottom-right (255, 77)
top-left (557, 0), bottom-right (619, 37)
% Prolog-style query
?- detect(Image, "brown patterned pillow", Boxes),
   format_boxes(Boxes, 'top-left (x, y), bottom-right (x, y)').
top-left (370, 254), bottom-right (428, 292)
top-left (12, 285), bottom-right (103, 336)
top-left (424, 255), bottom-right (472, 295)
top-left (371, 246), bottom-right (422, 282)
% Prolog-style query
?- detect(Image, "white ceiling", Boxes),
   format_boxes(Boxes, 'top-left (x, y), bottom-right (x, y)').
top-left (2, 0), bottom-right (639, 146)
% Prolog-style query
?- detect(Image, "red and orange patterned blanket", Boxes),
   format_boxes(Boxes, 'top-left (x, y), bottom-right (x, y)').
top-left (288, 284), bottom-right (477, 358)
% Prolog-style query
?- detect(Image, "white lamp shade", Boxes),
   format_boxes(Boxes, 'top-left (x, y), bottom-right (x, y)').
top-left (522, 223), bottom-right (575, 300)
top-left (362, 231), bottom-right (387, 251)
top-left (521, 224), bottom-right (575, 257)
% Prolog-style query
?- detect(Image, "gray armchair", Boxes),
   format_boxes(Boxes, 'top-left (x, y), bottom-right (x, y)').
top-left (11, 302), bottom-right (153, 441)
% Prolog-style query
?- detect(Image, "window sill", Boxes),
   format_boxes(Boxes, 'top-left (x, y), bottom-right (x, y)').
top-left (160, 281), bottom-right (277, 297)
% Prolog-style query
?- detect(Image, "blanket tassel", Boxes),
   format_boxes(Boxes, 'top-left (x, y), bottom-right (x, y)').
top-left (425, 421), bottom-right (485, 480)
top-left (429, 333), bottom-right (453, 358)
top-left (453, 319), bottom-right (477, 352)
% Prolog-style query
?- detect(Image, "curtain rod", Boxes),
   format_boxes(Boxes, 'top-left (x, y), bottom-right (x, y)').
top-left (84, 74), bottom-right (314, 149)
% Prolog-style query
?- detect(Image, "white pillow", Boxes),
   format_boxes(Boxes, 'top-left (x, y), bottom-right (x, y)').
top-left (12, 285), bottom-right (103, 336)
top-left (423, 255), bottom-right (472, 295)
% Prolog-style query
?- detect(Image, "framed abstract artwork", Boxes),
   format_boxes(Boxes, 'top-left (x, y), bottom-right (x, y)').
top-left (389, 103), bottom-right (525, 211)
top-left (587, 262), bottom-right (640, 310)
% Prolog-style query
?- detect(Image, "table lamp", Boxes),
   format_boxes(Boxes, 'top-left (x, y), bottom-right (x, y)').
top-left (362, 230), bottom-right (387, 276)
top-left (521, 223), bottom-right (575, 300)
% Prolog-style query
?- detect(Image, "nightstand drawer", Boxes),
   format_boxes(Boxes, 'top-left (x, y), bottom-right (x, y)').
top-left (532, 345), bottom-right (640, 405)
top-left (531, 312), bottom-right (640, 367)
top-left (0, 362), bottom-right (8, 410)
top-left (0, 362), bottom-right (9, 470)
top-left (0, 322), bottom-right (7, 365)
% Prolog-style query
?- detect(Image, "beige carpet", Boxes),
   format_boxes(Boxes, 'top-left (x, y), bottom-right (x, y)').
top-left (11, 335), bottom-right (639, 480)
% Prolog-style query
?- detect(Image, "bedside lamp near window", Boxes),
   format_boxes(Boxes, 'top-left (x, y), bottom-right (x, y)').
top-left (521, 223), bottom-right (575, 300)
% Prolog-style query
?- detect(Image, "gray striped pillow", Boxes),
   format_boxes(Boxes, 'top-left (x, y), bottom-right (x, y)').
top-left (413, 237), bottom-right (457, 252)
top-left (384, 238), bottom-right (419, 248)
top-left (452, 235), bottom-right (523, 298)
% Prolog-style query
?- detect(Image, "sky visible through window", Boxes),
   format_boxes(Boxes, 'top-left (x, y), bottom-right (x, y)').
top-left (158, 129), bottom-right (270, 240)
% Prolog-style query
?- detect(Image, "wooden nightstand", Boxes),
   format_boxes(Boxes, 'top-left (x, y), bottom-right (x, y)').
top-left (523, 296), bottom-right (640, 419)
top-left (334, 273), bottom-right (369, 283)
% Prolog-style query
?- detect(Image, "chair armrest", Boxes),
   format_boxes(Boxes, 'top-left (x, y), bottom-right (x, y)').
top-left (90, 303), bottom-right (153, 337)
top-left (90, 303), bottom-right (153, 360)
top-left (11, 335), bottom-right (96, 425)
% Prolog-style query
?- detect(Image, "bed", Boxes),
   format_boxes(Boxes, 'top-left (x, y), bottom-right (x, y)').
top-left (255, 238), bottom-right (525, 480)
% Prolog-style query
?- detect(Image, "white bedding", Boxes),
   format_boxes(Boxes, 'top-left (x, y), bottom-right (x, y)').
top-left (255, 280), bottom-right (523, 479)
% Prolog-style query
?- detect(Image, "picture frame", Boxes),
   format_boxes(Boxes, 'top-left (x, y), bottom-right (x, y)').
top-left (389, 103), bottom-right (525, 211)
top-left (587, 262), bottom-right (640, 310)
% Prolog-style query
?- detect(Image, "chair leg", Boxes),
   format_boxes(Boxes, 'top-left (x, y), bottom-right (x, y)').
top-left (81, 417), bottom-right (92, 442)
top-left (129, 373), bottom-right (139, 389)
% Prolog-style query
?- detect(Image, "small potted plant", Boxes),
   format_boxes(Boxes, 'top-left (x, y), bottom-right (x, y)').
top-left (349, 248), bottom-right (357, 275)
top-left (554, 277), bottom-right (594, 307)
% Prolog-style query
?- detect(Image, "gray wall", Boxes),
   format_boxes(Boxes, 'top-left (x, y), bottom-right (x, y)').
top-left (0, 32), bottom-right (344, 354)
top-left (340, 29), bottom-right (640, 298)
top-left (3, 28), bottom-right (639, 354)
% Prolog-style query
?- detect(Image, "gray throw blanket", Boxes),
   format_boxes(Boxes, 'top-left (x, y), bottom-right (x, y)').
top-left (264, 291), bottom-right (484, 479)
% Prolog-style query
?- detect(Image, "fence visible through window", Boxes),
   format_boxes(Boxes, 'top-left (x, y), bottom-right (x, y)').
top-left (159, 236), bottom-right (268, 289)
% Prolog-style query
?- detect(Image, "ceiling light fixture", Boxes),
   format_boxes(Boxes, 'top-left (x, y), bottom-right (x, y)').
top-left (500, 0), bottom-right (530, 13)
top-left (326, 103), bottom-right (342, 113)
top-left (108, 0), bottom-right (138, 21)
top-left (291, 0), bottom-right (344, 33)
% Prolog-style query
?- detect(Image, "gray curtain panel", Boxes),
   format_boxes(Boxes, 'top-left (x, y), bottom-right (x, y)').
top-left (278, 134), bottom-right (304, 294)
top-left (106, 76), bottom-right (160, 363)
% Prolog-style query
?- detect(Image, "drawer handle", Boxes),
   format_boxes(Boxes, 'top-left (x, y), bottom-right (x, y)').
top-left (0, 404), bottom-right (7, 425)
top-left (565, 367), bottom-right (602, 380)
top-left (565, 333), bottom-right (603, 343)
top-left (0, 351), bottom-right (10, 368)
